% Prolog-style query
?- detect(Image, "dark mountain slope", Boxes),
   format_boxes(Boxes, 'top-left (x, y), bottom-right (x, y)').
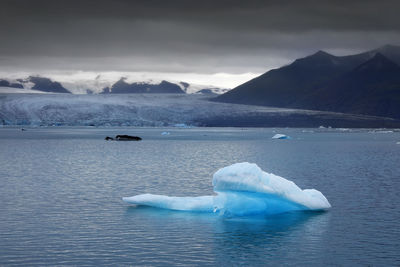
top-left (300, 53), bottom-right (400, 118)
top-left (215, 45), bottom-right (400, 119)
top-left (103, 78), bottom-right (185, 94)
top-left (0, 79), bottom-right (24, 89)
top-left (216, 50), bottom-right (371, 107)
top-left (28, 76), bottom-right (70, 93)
top-left (374, 44), bottom-right (400, 65)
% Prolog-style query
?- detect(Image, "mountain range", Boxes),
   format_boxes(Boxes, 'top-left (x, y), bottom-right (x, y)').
top-left (0, 76), bottom-right (71, 93)
top-left (215, 45), bottom-right (400, 119)
top-left (0, 76), bottom-right (225, 95)
top-left (101, 78), bottom-right (185, 94)
top-left (2, 45), bottom-right (400, 120)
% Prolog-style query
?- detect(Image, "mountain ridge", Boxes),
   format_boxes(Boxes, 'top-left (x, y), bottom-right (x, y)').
top-left (215, 45), bottom-right (400, 119)
top-left (101, 78), bottom-right (185, 94)
top-left (298, 53), bottom-right (400, 118)
top-left (0, 76), bottom-right (226, 95)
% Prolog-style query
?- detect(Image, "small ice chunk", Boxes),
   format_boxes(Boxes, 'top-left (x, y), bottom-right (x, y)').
top-left (272, 134), bottom-right (290, 139)
top-left (370, 130), bottom-right (394, 134)
top-left (174, 123), bottom-right (191, 128)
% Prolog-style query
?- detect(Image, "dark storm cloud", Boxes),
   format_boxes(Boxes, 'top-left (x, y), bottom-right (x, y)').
top-left (1, 0), bottom-right (400, 73)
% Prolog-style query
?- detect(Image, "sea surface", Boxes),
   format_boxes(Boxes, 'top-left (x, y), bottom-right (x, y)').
top-left (0, 127), bottom-right (399, 266)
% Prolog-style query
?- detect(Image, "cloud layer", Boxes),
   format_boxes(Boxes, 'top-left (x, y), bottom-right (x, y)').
top-left (1, 0), bottom-right (400, 75)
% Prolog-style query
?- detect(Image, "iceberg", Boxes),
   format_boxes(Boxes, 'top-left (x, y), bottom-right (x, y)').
top-left (272, 134), bottom-right (290, 139)
top-left (123, 194), bottom-right (214, 212)
top-left (123, 162), bottom-right (331, 217)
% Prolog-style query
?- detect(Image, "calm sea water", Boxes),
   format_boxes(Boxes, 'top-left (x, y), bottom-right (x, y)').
top-left (0, 127), bottom-right (399, 266)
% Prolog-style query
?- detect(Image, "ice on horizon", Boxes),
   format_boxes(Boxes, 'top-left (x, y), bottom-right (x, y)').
top-left (123, 162), bottom-right (331, 217)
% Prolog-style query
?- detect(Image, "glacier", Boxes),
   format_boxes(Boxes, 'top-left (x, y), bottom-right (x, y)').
top-left (1, 92), bottom-right (397, 127)
top-left (123, 162), bottom-right (331, 217)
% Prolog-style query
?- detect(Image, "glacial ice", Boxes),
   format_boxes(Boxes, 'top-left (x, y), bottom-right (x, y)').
top-left (272, 134), bottom-right (290, 139)
top-left (0, 93), bottom-right (299, 127)
top-left (1, 93), bottom-right (388, 127)
top-left (123, 162), bottom-right (331, 217)
top-left (123, 194), bottom-right (214, 212)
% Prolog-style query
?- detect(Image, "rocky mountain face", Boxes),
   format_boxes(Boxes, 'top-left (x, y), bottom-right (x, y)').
top-left (300, 53), bottom-right (400, 118)
top-left (0, 79), bottom-right (24, 89)
top-left (215, 45), bottom-right (400, 119)
top-left (27, 76), bottom-right (71, 93)
top-left (0, 77), bottom-right (71, 93)
top-left (101, 78), bottom-right (185, 94)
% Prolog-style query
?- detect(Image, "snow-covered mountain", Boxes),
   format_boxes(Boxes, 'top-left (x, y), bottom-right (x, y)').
top-left (0, 74), bottom-right (228, 95)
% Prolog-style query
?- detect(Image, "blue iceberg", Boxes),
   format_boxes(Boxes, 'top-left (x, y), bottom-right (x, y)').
top-left (123, 162), bottom-right (331, 216)
top-left (272, 134), bottom-right (291, 139)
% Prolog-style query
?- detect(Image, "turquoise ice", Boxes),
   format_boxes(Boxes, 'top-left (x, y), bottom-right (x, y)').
top-left (123, 162), bottom-right (331, 216)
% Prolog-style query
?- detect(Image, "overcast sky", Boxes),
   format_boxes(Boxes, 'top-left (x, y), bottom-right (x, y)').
top-left (1, 0), bottom-right (400, 87)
